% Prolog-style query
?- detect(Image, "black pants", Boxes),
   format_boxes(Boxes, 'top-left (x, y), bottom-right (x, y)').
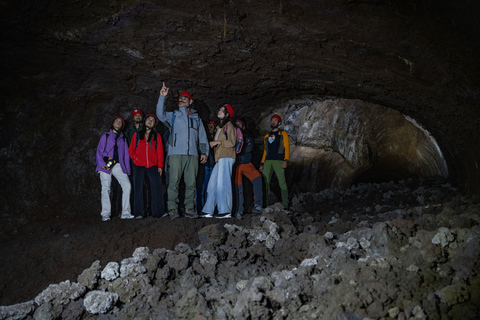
top-left (132, 164), bottom-right (165, 218)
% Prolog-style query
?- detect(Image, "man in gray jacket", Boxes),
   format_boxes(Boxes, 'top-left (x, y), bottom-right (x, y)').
top-left (156, 82), bottom-right (209, 219)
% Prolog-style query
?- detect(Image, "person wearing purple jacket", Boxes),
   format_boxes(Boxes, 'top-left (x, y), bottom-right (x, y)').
top-left (96, 116), bottom-right (134, 221)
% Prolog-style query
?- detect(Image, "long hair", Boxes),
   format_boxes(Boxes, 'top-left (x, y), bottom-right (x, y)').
top-left (138, 125), bottom-right (157, 143)
top-left (216, 106), bottom-right (230, 128)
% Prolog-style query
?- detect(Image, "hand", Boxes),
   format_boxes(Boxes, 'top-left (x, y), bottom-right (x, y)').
top-left (259, 166), bottom-right (263, 173)
top-left (160, 82), bottom-right (169, 96)
top-left (200, 154), bottom-right (207, 164)
top-left (158, 167), bottom-right (163, 176)
top-left (282, 161), bottom-right (288, 169)
top-left (209, 141), bottom-right (220, 148)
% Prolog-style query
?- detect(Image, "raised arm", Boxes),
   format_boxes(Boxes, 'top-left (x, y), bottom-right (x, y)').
top-left (156, 82), bottom-right (173, 128)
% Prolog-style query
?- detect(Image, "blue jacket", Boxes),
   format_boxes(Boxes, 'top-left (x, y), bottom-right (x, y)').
top-left (156, 95), bottom-right (209, 158)
top-left (95, 130), bottom-right (130, 175)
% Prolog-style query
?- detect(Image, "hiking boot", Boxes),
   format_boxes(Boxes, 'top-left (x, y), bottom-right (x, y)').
top-left (234, 212), bottom-right (243, 220)
top-left (215, 213), bottom-right (232, 219)
top-left (185, 208), bottom-right (198, 219)
top-left (169, 209), bottom-right (180, 220)
top-left (251, 206), bottom-right (263, 214)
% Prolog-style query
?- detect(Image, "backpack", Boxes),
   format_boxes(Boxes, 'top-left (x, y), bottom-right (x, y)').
top-left (223, 123), bottom-right (244, 154)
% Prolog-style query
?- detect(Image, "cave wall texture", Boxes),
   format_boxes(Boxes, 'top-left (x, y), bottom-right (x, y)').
top-left (0, 0), bottom-right (479, 225)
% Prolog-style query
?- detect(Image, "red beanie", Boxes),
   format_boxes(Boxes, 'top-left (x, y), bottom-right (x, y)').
top-left (224, 104), bottom-right (234, 118)
top-left (131, 108), bottom-right (144, 117)
top-left (209, 120), bottom-right (216, 125)
top-left (179, 92), bottom-right (193, 100)
top-left (271, 114), bottom-right (282, 123)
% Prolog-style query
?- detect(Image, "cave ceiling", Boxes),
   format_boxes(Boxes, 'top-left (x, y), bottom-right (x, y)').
top-left (0, 0), bottom-right (480, 217)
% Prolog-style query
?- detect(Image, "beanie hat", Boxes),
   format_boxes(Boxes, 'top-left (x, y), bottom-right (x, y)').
top-left (144, 114), bottom-right (159, 126)
top-left (271, 114), bottom-right (282, 123)
top-left (179, 92), bottom-right (193, 100)
top-left (224, 104), bottom-right (234, 118)
top-left (131, 108), bottom-right (144, 117)
top-left (209, 120), bottom-right (216, 125)
top-left (112, 116), bottom-right (126, 130)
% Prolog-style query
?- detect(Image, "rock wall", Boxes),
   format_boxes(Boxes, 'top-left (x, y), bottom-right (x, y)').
top-left (265, 98), bottom-right (448, 191)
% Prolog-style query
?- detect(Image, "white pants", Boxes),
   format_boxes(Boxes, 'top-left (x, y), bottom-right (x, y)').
top-left (99, 164), bottom-right (131, 218)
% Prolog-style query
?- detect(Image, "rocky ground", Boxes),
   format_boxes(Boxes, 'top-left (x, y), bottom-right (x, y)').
top-left (1, 177), bottom-right (479, 319)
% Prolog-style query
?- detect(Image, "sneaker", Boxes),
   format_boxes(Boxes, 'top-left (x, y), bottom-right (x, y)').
top-left (102, 216), bottom-right (111, 221)
top-left (185, 208), bottom-right (198, 219)
top-left (121, 213), bottom-right (135, 219)
top-left (251, 206), bottom-right (263, 214)
top-left (169, 209), bottom-right (180, 220)
top-left (234, 212), bottom-right (243, 220)
top-left (200, 212), bottom-right (213, 218)
top-left (135, 215), bottom-right (144, 219)
top-left (160, 212), bottom-right (169, 218)
top-left (215, 213), bottom-right (232, 219)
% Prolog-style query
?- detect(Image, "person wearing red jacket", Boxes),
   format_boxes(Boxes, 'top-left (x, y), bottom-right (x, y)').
top-left (129, 114), bottom-right (165, 218)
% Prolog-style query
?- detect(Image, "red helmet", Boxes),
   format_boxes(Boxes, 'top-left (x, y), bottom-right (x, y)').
top-left (271, 114), bottom-right (282, 123)
top-left (223, 104), bottom-right (234, 118)
top-left (179, 92), bottom-right (193, 100)
top-left (131, 108), bottom-right (144, 117)
top-left (112, 116), bottom-right (125, 130)
top-left (144, 114), bottom-right (159, 126)
top-left (235, 119), bottom-right (245, 127)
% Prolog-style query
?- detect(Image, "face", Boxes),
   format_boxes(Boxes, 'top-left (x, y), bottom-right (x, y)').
top-left (270, 117), bottom-right (280, 128)
top-left (133, 113), bottom-right (143, 123)
top-left (113, 118), bottom-right (123, 131)
top-left (145, 116), bottom-right (155, 128)
top-left (178, 96), bottom-right (192, 108)
top-left (208, 123), bottom-right (215, 134)
top-left (235, 121), bottom-right (244, 130)
top-left (217, 107), bottom-right (226, 119)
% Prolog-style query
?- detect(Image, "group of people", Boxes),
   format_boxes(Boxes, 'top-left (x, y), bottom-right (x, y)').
top-left (95, 82), bottom-right (290, 221)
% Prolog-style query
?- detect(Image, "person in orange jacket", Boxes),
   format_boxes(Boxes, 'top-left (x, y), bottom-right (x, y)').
top-left (128, 114), bottom-right (165, 218)
top-left (259, 114), bottom-right (290, 208)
